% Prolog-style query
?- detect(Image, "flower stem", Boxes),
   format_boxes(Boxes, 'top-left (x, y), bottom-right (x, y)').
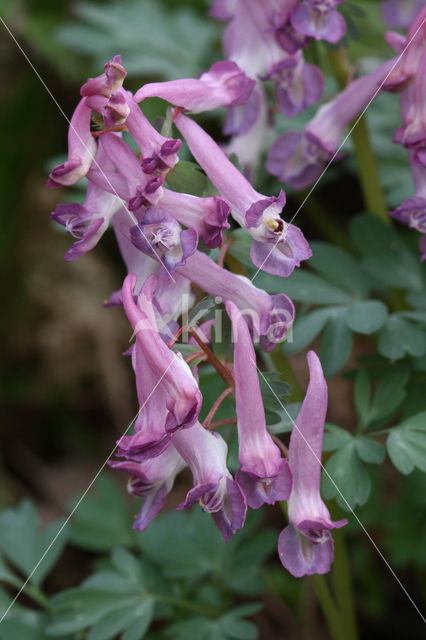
top-left (331, 529), bottom-right (359, 640)
top-left (328, 48), bottom-right (388, 222)
top-left (312, 575), bottom-right (344, 640)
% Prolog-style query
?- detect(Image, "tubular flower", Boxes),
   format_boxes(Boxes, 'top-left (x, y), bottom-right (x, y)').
top-left (134, 61), bottom-right (255, 112)
top-left (389, 152), bottom-right (426, 261)
top-left (267, 59), bottom-right (393, 188)
top-left (174, 113), bottom-right (311, 277)
top-left (176, 250), bottom-right (295, 350)
top-left (290, 0), bottom-right (346, 43)
top-left (110, 446), bottom-right (186, 530)
top-left (80, 54), bottom-right (127, 98)
top-left (130, 209), bottom-right (198, 275)
top-left (87, 133), bottom-right (163, 210)
top-left (160, 189), bottom-right (230, 249)
top-left (226, 301), bottom-right (292, 509)
top-left (393, 45), bottom-right (426, 164)
top-left (278, 351), bottom-right (347, 577)
top-left (47, 98), bottom-right (96, 188)
top-left (383, 6), bottom-right (426, 91)
top-left (173, 421), bottom-right (247, 540)
top-left (116, 274), bottom-right (202, 461)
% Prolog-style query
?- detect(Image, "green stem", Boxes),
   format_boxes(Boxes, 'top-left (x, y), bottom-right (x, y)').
top-left (269, 347), bottom-right (304, 402)
top-left (331, 530), bottom-right (359, 640)
top-left (312, 575), bottom-right (344, 640)
top-left (23, 584), bottom-right (51, 611)
top-left (350, 116), bottom-right (388, 221)
top-left (328, 49), bottom-right (388, 222)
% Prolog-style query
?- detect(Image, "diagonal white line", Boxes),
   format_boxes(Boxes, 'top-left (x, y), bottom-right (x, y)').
top-left (254, 360), bottom-right (426, 625)
top-left (0, 359), bottom-right (175, 624)
top-left (0, 15), bottom-right (176, 283)
top-left (250, 15), bottom-right (426, 284)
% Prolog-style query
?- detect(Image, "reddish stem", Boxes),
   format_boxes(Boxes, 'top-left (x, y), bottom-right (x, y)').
top-left (189, 328), bottom-right (235, 387)
top-left (203, 387), bottom-right (234, 428)
top-left (272, 434), bottom-right (288, 458)
top-left (206, 417), bottom-right (237, 430)
top-left (185, 351), bottom-right (206, 365)
top-left (92, 125), bottom-right (128, 138)
top-left (168, 326), bottom-right (185, 348)
top-left (217, 239), bottom-right (232, 269)
top-left (172, 106), bottom-right (184, 122)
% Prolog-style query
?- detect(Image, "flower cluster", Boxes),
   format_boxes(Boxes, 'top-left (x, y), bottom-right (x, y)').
top-left (209, 0), bottom-right (347, 174)
top-left (386, 6), bottom-right (426, 259)
top-left (49, 53), bottom-right (346, 577)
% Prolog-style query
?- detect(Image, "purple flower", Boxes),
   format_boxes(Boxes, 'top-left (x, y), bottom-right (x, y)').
top-left (393, 45), bottom-right (426, 161)
top-left (80, 54), bottom-right (127, 98)
top-left (264, 52), bottom-right (324, 118)
top-left (389, 151), bottom-right (426, 261)
top-left (383, 7), bottom-right (426, 91)
top-left (51, 184), bottom-right (121, 262)
top-left (226, 301), bottom-right (292, 509)
top-left (173, 421), bottom-right (247, 540)
top-left (116, 274), bottom-right (202, 460)
top-left (267, 59), bottom-right (393, 188)
top-left (134, 61), bottom-right (255, 112)
top-left (130, 209), bottom-right (198, 275)
top-left (290, 0), bottom-right (346, 43)
top-left (177, 250), bottom-right (295, 350)
top-left (87, 133), bottom-right (163, 209)
top-left (174, 113), bottom-right (311, 277)
top-left (110, 446), bottom-right (185, 530)
top-left (381, 0), bottom-right (426, 30)
top-left (47, 98), bottom-right (96, 188)
top-left (161, 189), bottom-right (230, 249)
top-left (278, 351), bottom-right (347, 577)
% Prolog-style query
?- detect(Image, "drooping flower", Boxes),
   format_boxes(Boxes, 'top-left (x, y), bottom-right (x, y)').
top-left (173, 421), bottom-right (247, 540)
top-left (393, 45), bottom-right (426, 163)
top-left (381, 0), bottom-right (426, 30)
top-left (80, 54), bottom-right (127, 98)
top-left (116, 274), bottom-right (202, 461)
top-left (278, 351), bottom-right (347, 577)
top-left (47, 98), bottom-right (97, 188)
top-left (226, 301), bottom-right (292, 509)
top-left (290, 0), bottom-right (346, 43)
top-left (130, 209), bottom-right (198, 275)
top-left (389, 151), bottom-right (426, 261)
top-left (383, 6), bottom-right (426, 91)
top-left (174, 113), bottom-right (311, 276)
top-left (160, 189), bottom-right (230, 249)
top-left (267, 59), bottom-right (394, 188)
top-left (134, 61), bottom-right (255, 112)
top-left (87, 133), bottom-right (163, 210)
top-left (176, 249), bottom-right (295, 350)
top-left (110, 446), bottom-right (185, 530)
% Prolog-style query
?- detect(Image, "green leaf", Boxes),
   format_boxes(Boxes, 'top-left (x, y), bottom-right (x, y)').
top-left (355, 438), bottom-right (385, 464)
top-left (350, 214), bottom-right (423, 291)
top-left (0, 618), bottom-right (51, 640)
top-left (283, 307), bottom-right (335, 355)
top-left (323, 424), bottom-right (353, 451)
top-left (354, 369), bottom-right (371, 427)
top-left (366, 364), bottom-right (410, 424)
top-left (345, 300), bottom-right (388, 334)
top-left (68, 475), bottom-right (134, 552)
top-left (166, 160), bottom-right (210, 197)
top-left (386, 411), bottom-right (426, 474)
top-left (378, 314), bottom-right (426, 360)
top-left (121, 601), bottom-right (154, 640)
top-left (309, 241), bottom-right (369, 297)
top-left (322, 441), bottom-right (371, 510)
top-left (0, 500), bottom-right (67, 587)
top-left (87, 600), bottom-right (154, 640)
top-left (265, 270), bottom-right (352, 305)
top-left (320, 312), bottom-right (354, 377)
top-left (268, 402), bottom-right (302, 434)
